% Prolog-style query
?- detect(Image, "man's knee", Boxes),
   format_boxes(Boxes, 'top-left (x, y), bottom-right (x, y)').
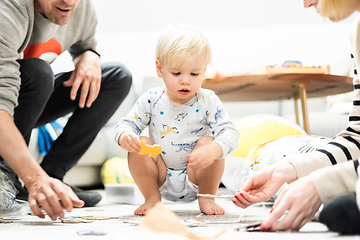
top-left (18, 58), bottom-right (54, 96)
top-left (101, 62), bottom-right (132, 90)
top-left (100, 62), bottom-right (132, 109)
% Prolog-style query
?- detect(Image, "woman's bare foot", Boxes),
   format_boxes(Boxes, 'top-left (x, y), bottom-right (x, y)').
top-left (198, 197), bottom-right (225, 215)
top-left (134, 199), bottom-right (160, 216)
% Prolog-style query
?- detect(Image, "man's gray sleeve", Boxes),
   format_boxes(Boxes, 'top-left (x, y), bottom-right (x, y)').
top-left (0, 1), bottom-right (33, 116)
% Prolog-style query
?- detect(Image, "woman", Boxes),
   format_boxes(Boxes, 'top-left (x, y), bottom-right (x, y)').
top-left (232, 0), bottom-right (360, 234)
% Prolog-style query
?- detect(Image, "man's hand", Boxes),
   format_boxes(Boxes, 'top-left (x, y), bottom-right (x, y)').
top-left (232, 162), bottom-right (297, 208)
top-left (63, 50), bottom-right (101, 108)
top-left (0, 111), bottom-right (83, 220)
top-left (27, 176), bottom-right (84, 221)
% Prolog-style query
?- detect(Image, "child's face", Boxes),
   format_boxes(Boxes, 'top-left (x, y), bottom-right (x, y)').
top-left (156, 55), bottom-right (207, 106)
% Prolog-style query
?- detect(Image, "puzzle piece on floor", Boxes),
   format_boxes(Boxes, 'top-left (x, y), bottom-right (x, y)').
top-left (0, 216), bottom-right (22, 221)
top-left (0, 219), bottom-right (14, 223)
top-left (138, 141), bottom-right (161, 157)
top-left (61, 218), bottom-right (94, 223)
top-left (84, 216), bottom-right (110, 220)
top-left (63, 215), bottom-right (119, 223)
top-left (85, 215), bottom-right (119, 220)
top-left (77, 230), bottom-right (107, 236)
top-left (123, 219), bottom-right (141, 226)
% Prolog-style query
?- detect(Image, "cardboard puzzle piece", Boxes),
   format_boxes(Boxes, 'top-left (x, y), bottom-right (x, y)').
top-left (77, 230), bottom-right (107, 236)
top-left (60, 215), bottom-right (119, 223)
top-left (138, 141), bottom-right (161, 157)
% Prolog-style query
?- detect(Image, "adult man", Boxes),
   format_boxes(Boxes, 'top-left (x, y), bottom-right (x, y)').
top-left (0, 0), bottom-right (132, 220)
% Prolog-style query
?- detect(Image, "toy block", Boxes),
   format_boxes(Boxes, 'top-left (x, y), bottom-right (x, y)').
top-left (138, 141), bottom-right (161, 157)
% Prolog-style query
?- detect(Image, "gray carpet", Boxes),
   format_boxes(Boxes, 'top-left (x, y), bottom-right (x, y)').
top-left (0, 188), bottom-right (355, 240)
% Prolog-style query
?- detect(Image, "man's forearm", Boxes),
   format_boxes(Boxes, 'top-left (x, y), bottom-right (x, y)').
top-left (0, 110), bottom-right (47, 187)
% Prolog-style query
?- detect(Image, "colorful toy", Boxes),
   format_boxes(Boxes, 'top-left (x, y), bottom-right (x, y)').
top-left (231, 114), bottom-right (306, 158)
top-left (253, 63), bottom-right (330, 74)
top-left (100, 157), bottom-right (134, 184)
top-left (138, 141), bottom-right (161, 157)
top-left (282, 60), bottom-right (303, 68)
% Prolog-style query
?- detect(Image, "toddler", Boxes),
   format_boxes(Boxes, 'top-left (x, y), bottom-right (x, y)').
top-left (115, 24), bottom-right (239, 216)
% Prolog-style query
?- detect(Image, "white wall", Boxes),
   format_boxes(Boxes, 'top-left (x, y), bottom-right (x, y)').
top-left (88, 0), bottom-right (356, 92)
top-left (51, 0), bottom-right (357, 121)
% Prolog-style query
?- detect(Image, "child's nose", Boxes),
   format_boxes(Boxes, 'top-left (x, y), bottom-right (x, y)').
top-left (180, 77), bottom-right (190, 84)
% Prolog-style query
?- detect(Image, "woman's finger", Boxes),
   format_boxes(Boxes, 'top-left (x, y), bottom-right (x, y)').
top-left (261, 199), bottom-right (290, 230)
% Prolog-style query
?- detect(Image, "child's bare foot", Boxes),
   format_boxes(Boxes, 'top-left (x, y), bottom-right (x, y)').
top-left (134, 199), bottom-right (160, 216)
top-left (198, 197), bottom-right (225, 215)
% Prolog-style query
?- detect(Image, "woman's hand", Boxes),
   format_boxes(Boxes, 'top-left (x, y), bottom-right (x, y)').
top-left (232, 162), bottom-right (297, 208)
top-left (260, 176), bottom-right (322, 231)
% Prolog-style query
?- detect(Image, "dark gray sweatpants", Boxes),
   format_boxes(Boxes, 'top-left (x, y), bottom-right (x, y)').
top-left (8, 58), bottom-right (132, 181)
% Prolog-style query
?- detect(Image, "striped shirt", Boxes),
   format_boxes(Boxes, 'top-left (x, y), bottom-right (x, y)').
top-left (285, 16), bottom-right (360, 204)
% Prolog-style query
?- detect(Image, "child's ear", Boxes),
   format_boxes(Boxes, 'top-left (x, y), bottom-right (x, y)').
top-left (156, 59), bottom-right (162, 78)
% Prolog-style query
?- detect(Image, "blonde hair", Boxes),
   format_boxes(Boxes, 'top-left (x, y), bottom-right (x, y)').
top-left (155, 23), bottom-right (212, 67)
top-left (317, 0), bottom-right (360, 19)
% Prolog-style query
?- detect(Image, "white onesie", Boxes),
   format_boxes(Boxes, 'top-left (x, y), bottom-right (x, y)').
top-left (115, 86), bottom-right (239, 201)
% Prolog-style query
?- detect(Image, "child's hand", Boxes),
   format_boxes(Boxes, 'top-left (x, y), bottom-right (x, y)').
top-left (119, 132), bottom-right (141, 153)
top-left (187, 143), bottom-right (221, 170)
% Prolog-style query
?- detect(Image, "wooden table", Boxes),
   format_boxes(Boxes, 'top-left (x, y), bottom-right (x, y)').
top-left (202, 73), bottom-right (353, 134)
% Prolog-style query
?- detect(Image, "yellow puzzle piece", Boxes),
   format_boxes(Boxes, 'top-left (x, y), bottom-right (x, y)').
top-left (138, 141), bottom-right (161, 157)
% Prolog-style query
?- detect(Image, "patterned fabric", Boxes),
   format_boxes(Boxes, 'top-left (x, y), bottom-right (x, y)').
top-left (37, 120), bottom-right (63, 156)
top-left (159, 167), bottom-right (199, 202)
top-left (115, 86), bottom-right (239, 201)
top-left (115, 86), bottom-right (239, 169)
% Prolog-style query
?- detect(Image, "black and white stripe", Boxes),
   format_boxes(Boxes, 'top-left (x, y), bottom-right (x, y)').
top-left (354, 159), bottom-right (359, 175)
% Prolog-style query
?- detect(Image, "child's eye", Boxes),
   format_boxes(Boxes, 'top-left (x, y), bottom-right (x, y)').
top-left (191, 73), bottom-right (199, 76)
top-left (172, 72), bottom-right (181, 76)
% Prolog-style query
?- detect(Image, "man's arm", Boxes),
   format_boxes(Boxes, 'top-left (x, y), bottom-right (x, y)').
top-left (0, 110), bottom-right (84, 220)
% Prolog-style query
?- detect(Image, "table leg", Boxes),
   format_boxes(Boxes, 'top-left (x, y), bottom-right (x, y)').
top-left (298, 83), bottom-right (310, 134)
top-left (293, 98), bottom-right (300, 125)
